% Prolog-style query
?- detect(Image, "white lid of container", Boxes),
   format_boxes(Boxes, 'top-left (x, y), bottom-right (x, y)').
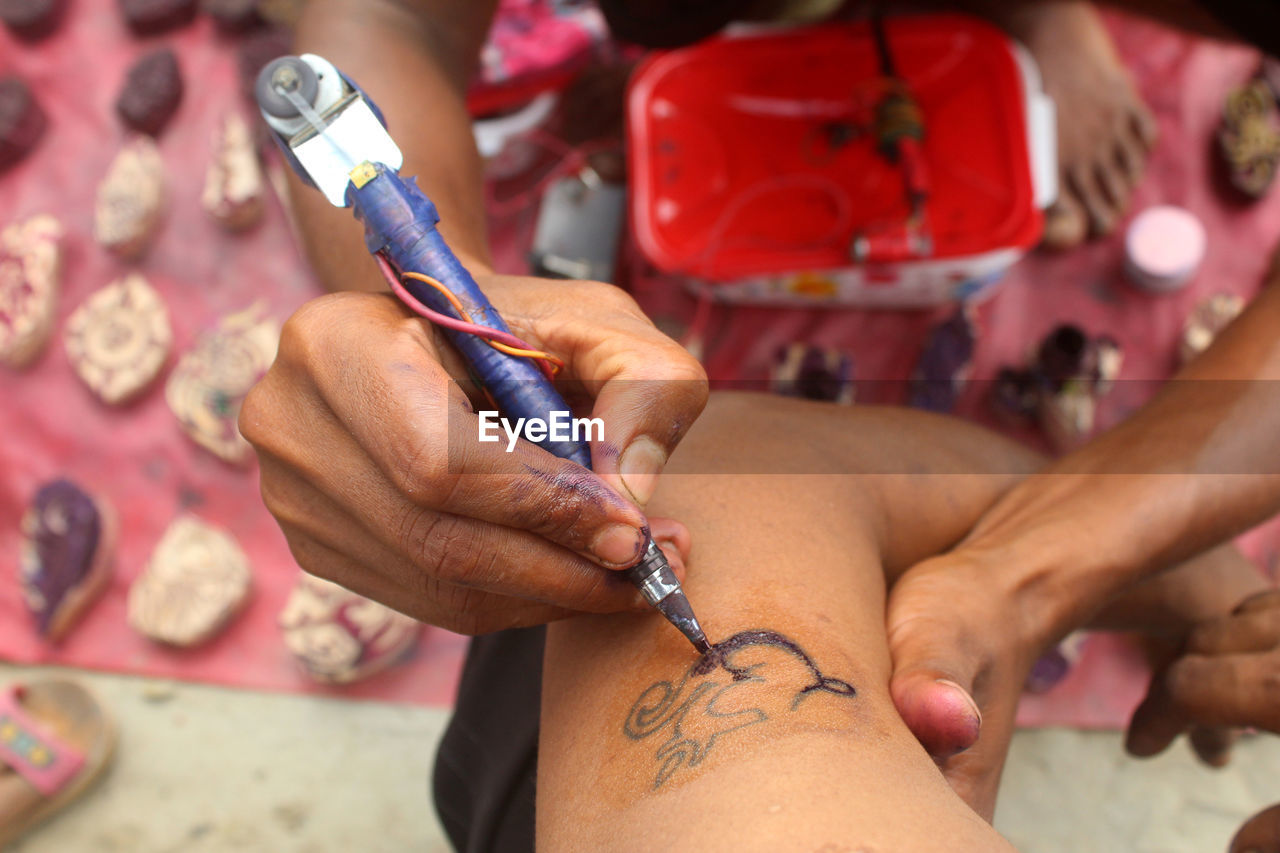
top-left (1124, 205), bottom-right (1206, 293)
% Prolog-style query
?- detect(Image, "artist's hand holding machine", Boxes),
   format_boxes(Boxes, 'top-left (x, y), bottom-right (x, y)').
top-left (239, 53), bottom-right (710, 640)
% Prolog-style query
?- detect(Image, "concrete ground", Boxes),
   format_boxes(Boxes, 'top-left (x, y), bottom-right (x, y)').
top-left (5, 663), bottom-right (1279, 853)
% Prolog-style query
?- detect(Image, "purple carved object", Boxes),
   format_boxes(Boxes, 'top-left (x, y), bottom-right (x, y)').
top-left (118, 0), bottom-right (196, 34)
top-left (990, 324), bottom-right (1123, 450)
top-left (18, 479), bottom-right (113, 641)
top-left (990, 366), bottom-right (1039, 425)
top-left (908, 306), bottom-right (977, 413)
top-left (116, 48), bottom-right (184, 137)
top-left (1024, 633), bottom-right (1087, 694)
top-left (770, 343), bottom-right (855, 404)
top-left (0, 76), bottom-right (46, 172)
top-left (0, 0), bottom-right (67, 39)
top-left (201, 0), bottom-right (260, 32)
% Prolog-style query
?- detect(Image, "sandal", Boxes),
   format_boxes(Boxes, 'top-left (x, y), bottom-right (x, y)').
top-left (0, 680), bottom-right (115, 847)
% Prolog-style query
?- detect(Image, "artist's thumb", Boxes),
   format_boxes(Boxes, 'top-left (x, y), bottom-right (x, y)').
top-left (589, 361), bottom-right (709, 509)
top-left (887, 612), bottom-right (984, 759)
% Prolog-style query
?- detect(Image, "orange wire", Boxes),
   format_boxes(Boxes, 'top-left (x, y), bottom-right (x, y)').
top-left (400, 270), bottom-right (565, 376)
top-left (402, 271), bottom-right (471, 320)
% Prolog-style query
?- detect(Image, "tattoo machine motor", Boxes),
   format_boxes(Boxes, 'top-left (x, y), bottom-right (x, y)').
top-left (253, 54), bottom-right (710, 653)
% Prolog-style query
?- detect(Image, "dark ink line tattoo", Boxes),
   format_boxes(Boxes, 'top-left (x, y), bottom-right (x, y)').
top-left (623, 630), bottom-right (856, 789)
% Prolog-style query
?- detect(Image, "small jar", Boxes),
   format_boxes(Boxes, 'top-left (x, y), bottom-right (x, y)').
top-left (1123, 205), bottom-right (1206, 293)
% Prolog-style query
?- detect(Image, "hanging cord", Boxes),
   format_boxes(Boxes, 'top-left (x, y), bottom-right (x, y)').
top-left (484, 127), bottom-right (619, 218)
top-left (375, 252), bottom-right (565, 381)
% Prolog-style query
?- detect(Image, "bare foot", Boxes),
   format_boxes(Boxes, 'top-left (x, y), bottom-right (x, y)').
top-left (972, 1), bottom-right (1158, 248)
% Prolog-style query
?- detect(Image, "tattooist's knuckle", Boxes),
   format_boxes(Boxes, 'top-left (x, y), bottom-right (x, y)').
top-left (1256, 663), bottom-right (1280, 706)
top-left (599, 283), bottom-right (641, 313)
top-left (277, 306), bottom-right (323, 367)
top-left (622, 344), bottom-right (707, 392)
top-left (422, 578), bottom-right (510, 637)
top-left (446, 607), bottom-right (498, 637)
top-left (237, 381), bottom-right (297, 455)
top-left (529, 496), bottom-right (588, 547)
top-left (565, 278), bottom-right (635, 314)
top-left (1262, 608), bottom-right (1280, 641)
top-left (396, 507), bottom-right (447, 571)
top-left (510, 468), bottom-right (599, 546)
top-left (280, 293), bottom-right (367, 367)
top-left (259, 478), bottom-right (302, 529)
top-left (389, 445), bottom-right (452, 505)
top-left (556, 567), bottom-right (614, 613)
top-left (237, 383), bottom-right (269, 447)
top-left (279, 527), bottom-right (322, 577)
top-left (258, 478), bottom-right (286, 521)
top-left (663, 356), bottom-right (710, 406)
top-left (410, 514), bottom-right (485, 588)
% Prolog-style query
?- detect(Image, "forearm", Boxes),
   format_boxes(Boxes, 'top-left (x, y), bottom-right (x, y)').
top-left (961, 282), bottom-right (1280, 642)
top-left (290, 0), bottom-right (497, 292)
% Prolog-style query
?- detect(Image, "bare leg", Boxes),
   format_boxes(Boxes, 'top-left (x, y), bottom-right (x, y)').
top-left (538, 394), bottom-right (1037, 851)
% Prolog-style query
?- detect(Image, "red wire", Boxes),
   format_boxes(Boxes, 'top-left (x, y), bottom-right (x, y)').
top-left (484, 129), bottom-right (619, 218)
top-left (375, 253), bottom-right (560, 380)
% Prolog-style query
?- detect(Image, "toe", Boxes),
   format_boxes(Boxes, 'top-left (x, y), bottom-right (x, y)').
top-left (1114, 107), bottom-right (1149, 192)
top-left (1095, 157), bottom-right (1130, 216)
top-left (1130, 99), bottom-right (1159, 151)
top-left (1068, 162), bottom-right (1118, 237)
top-left (1115, 135), bottom-right (1146, 191)
top-left (1041, 194), bottom-right (1088, 250)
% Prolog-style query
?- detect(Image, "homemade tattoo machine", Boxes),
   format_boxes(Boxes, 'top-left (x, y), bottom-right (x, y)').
top-left (253, 54), bottom-right (710, 654)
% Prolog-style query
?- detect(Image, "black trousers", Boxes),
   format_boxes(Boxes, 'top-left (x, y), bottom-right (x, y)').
top-left (433, 627), bottom-right (544, 853)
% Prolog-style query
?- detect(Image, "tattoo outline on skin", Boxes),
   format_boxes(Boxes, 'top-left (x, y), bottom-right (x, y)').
top-left (623, 629), bottom-right (857, 789)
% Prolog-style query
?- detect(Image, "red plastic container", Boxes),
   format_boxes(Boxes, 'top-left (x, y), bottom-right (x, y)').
top-left (626, 15), bottom-right (1056, 308)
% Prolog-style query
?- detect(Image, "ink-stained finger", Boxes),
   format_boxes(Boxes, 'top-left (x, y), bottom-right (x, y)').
top-left (1163, 651), bottom-right (1280, 732)
top-left (290, 292), bottom-right (653, 568)
top-left (259, 439), bottom-right (644, 616)
top-left (589, 370), bottom-right (709, 508)
top-left (1230, 802), bottom-right (1280, 853)
top-left (1187, 608), bottom-right (1280, 656)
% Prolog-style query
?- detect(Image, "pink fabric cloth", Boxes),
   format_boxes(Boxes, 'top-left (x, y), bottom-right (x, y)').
top-left (0, 2), bottom-right (466, 707)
